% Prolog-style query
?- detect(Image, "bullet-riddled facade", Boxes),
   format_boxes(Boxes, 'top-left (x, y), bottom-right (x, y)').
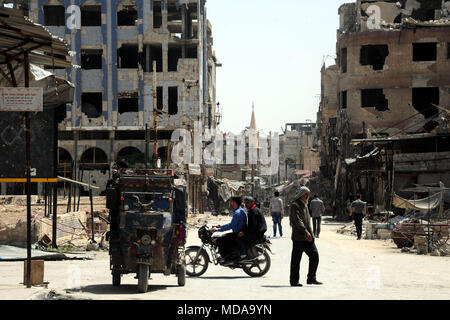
top-left (27, 0), bottom-right (219, 193)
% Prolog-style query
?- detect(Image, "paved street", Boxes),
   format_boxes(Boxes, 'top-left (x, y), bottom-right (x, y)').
top-left (1, 217), bottom-right (449, 300)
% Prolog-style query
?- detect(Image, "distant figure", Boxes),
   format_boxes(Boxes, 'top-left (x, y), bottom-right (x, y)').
top-left (254, 194), bottom-right (261, 209)
top-left (350, 194), bottom-right (366, 240)
top-left (309, 195), bottom-right (325, 238)
top-left (270, 191), bottom-right (284, 238)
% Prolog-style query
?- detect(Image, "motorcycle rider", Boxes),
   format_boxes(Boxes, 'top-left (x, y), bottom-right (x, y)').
top-left (237, 196), bottom-right (267, 261)
top-left (211, 197), bottom-right (247, 261)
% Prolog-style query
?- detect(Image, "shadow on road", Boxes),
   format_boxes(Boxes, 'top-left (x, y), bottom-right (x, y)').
top-left (193, 276), bottom-right (250, 280)
top-left (77, 284), bottom-right (179, 295)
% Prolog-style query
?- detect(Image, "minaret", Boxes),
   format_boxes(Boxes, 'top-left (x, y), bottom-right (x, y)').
top-left (250, 102), bottom-right (257, 131)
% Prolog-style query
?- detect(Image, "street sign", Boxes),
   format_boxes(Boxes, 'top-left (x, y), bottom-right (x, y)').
top-left (0, 87), bottom-right (43, 112)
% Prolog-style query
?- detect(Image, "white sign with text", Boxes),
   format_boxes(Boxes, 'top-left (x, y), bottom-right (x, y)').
top-left (0, 87), bottom-right (43, 112)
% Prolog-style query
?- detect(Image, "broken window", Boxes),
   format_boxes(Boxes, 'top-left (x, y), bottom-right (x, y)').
top-left (447, 43), bottom-right (450, 59)
top-left (81, 5), bottom-right (101, 26)
top-left (115, 131), bottom-right (145, 140)
top-left (81, 49), bottom-right (103, 69)
top-left (361, 89), bottom-right (389, 111)
top-left (186, 45), bottom-right (198, 59)
top-left (360, 45), bottom-right (389, 70)
top-left (153, 1), bottom-right (162, 29)
top-left (411, 0), bottom-right (441, 21)
top-left (167, 3), bottom-right (182, 22)
top-left (168, 46), bottom-right (182, 72)
top-left (117, 147), bottom-right (145, 166)
top-left (118, 92), bottom-right (139, 114)
top-left (413, 43), bottom-right (437, 62)
top-left (168, 87), bottom-right (178, 115)
top-left (44, 5), bottom-right (65, 26)
top-left (148, 45), bottom-right (163, 72)
top-left (80, 148), bottom-right (108, 164)
top-left (58, 148), bottom-right (72, 164)
top-left (341, 48), bottom-right (347, 73)
top-left (157, 87), bottom-right (163, 111)
top-left (79, 131), bottom-right (110, 140)
top-left (118, 45), bottom-right (138, 69)
top-left (340, 91), bottom-right (347, 109)
top-left (412, 87), bottom-right (439, 118)
top-left (118, 5), bottom-right (137, 26)
top-left (81, 92), bottom-right (103, 118)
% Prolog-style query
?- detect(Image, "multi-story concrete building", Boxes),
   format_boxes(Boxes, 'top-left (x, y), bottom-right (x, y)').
top-left (279, 122), bottom-right (320, 183)
top-left (26, 0), bottom-right (220, 193)
top-left (316, 0), bottom-right (450, 217)
top-left (336, 0), bottom-right (450, 138)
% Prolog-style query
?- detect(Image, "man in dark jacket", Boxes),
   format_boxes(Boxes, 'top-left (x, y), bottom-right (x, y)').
top-left (236, 197), bottom-right (267, 261)
top-left (289, 186), bottom-right (322, 287)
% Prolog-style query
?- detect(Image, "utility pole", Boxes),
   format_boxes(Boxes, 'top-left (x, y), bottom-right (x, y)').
top-left (153, 60), bottom-right (158, 167)
top-left (24, 51), bottom-right (31, 288)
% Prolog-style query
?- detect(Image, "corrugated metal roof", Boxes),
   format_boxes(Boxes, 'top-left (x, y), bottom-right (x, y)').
top-left (0, 6), bottom-right (72, 68)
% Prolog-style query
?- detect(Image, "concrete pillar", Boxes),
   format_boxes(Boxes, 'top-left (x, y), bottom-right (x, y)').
top-left (162, 42), bottom-right (168, 73)
top-left (162, 0), bottom-right (168, 30)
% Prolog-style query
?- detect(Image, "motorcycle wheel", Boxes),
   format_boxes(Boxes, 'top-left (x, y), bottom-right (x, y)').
top-left (177, 264), bottom-right (186, 286)
top-left (185, 248), bottom-right (209, 277)
top-left (243, 251), bottom-right (271, 277)
top-left (137, 264), bottom-right (149, 293)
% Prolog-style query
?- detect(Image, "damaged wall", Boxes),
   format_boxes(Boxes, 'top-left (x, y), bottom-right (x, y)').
top-left (337, 26), bottom-right (450, 136)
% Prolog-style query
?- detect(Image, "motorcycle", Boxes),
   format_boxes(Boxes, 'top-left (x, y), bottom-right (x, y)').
top-left (185, 225), bottom-right (272, 277)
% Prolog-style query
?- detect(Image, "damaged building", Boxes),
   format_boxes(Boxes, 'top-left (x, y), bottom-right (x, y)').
top-left (6, 0), bottom-right (221, 196)
top-left (278, 123), bottom-right (320, 183)
top-left (317, 0), bottom-right (450, 218)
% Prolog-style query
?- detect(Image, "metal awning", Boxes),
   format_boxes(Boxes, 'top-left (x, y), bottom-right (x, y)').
top-left (0, 6), bottom-right (72, 69)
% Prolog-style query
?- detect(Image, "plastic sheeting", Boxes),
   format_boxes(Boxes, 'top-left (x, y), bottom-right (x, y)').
top-left (393, 191), bottom-right (444, 211)
top-left (0, 63), bottom-right (74, 107)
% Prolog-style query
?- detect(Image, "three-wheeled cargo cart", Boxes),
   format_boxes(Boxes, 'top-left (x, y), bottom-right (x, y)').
top-left (105, 169), bottom-right (187, 293)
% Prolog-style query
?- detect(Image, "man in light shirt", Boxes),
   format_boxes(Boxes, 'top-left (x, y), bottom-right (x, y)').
top-left (309, 195), bottom-right (325, 238)
top-left (270, 191), bottom-right (284, 238)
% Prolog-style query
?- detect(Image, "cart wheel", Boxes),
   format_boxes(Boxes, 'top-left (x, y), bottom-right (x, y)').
top-left (138, 264), bottom-right (149, 293)
top-left (112, 271), bottom-right (121, 287)
top-left (177, 265), bottom-right (186, 287)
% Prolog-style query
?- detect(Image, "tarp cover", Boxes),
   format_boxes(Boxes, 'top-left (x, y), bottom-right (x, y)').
top-left (393, 191), bottom-right (444, 211)
top-left (0, 63), bottom-right (74, 107)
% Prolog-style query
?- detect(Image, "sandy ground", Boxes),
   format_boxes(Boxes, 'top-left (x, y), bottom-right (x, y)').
top-left (0, 216), bottom-right (449, 300)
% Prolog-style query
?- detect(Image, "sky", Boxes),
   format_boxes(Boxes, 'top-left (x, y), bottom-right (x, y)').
top-left (207, 0), bottom-right (345, 134)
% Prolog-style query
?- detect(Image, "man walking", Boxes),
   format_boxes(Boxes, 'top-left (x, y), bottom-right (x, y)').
top-left (289, 186), bottom-right (322, 287)
top-left (309, 195), bottom-right (325, 238)
top-left (350, 194), bottom-right (366, 240)
top-left (270, 191), bottom-right (284, 238)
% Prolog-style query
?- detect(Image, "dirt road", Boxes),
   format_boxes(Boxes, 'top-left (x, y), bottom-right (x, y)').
top-left (1, 217), bottom-right (449, 300)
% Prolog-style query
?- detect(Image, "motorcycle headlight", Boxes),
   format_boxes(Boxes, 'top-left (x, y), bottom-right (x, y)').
top-left (141, 235), bottom-right (151, 246)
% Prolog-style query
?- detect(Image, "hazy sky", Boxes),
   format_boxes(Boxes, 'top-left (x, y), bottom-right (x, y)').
top-left (207, 0), bottom-right (344, 134)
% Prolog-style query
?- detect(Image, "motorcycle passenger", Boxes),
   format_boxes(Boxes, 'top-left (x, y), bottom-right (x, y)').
top-left (237, 197), bottom-right (268, 261)
top-left (211, 197), bottom-right (248, 260)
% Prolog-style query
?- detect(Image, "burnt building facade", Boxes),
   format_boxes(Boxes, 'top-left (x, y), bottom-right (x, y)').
top-left (317, 0), bottom-right (450, 218)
